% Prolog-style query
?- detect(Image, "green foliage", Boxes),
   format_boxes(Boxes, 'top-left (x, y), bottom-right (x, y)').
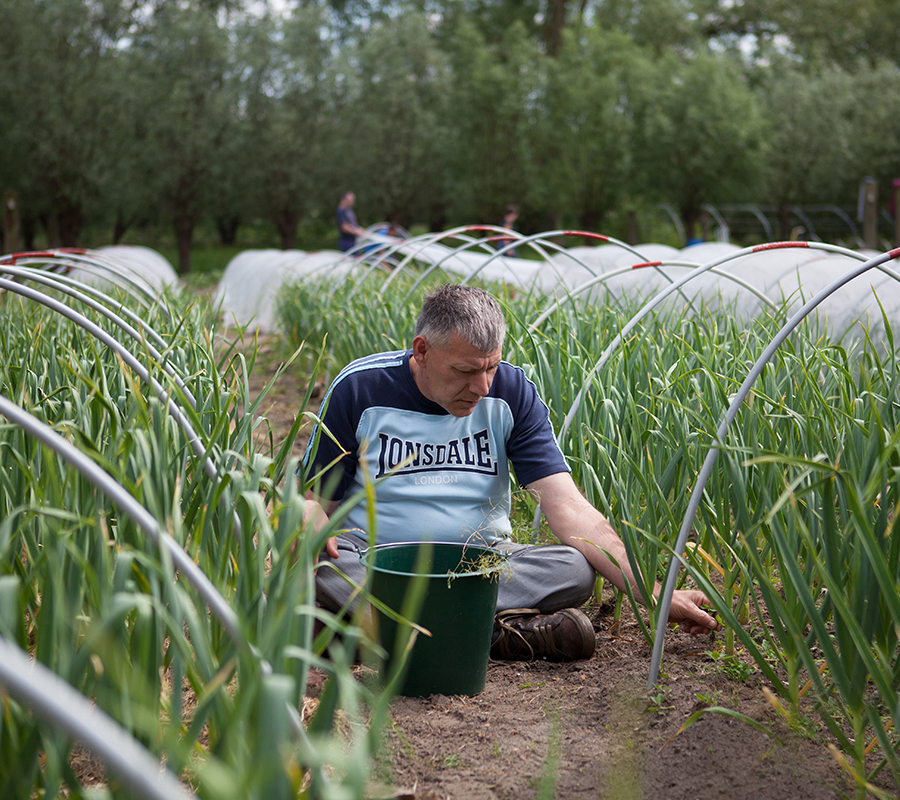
top-left (0, 273), bottom-right (395, 798)
top-left (284, 251), bottom-right (900, 785)
top-left (5, 0), bottom-right (900, 257)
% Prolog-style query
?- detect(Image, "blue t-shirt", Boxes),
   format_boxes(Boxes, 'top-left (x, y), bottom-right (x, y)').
top-left (302, 349), bottom-right (569, 545)
top-left (336, 207), bottom-right (358, 252)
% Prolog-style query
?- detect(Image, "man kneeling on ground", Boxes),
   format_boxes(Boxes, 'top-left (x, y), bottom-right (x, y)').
top-left (302, 284), bottom-right (718, 661)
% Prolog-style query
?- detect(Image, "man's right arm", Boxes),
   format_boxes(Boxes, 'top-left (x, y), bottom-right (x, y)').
top-left (303, 491), bottom-right (340, 558)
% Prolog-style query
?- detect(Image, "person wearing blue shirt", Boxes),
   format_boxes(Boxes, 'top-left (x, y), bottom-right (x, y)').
top-left (303, 284), bottom-right (718, 661)
top-left (336, 191), bottom-right (366, 252)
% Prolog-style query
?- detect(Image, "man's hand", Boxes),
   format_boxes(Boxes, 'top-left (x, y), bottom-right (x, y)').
top-left (303, 493), bottom-right (340, 560)
top-left (666, 589), bottom-right (719, 635)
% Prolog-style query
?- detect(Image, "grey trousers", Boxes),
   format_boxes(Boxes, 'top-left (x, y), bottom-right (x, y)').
top-left (315, 532), bottom-right (596, 617)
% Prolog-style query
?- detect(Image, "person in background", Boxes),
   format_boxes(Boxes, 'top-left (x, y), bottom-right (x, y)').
top-left (336, 191), bottom-right (367, 252)
top-left (495, 204), bottom-right (520, 257)
top-left (302, 284), bottom-right (718, 663)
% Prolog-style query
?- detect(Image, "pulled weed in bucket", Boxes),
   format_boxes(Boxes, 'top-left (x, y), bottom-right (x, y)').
top-left (445, 541), bottom-right (510, 587)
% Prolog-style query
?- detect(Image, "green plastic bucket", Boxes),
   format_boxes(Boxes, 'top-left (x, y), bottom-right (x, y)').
top-left (363, 541), bottom-right (505, 697)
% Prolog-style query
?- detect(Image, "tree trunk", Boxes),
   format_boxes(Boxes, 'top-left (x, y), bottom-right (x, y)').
top-left (216, 215), bottom-right (241, 246)
top-left (112, 211), bottom-right (129, 244)
top-left (21, 215), bottom-right (37, 251)
top-left (273, 208), bottom-right (299, 250)
top-left (682, 206), bottom-right (700, 244)
top-left (627, 209), bottom-right (640, 246)
top-left (174, 214), bottom-right (193, 274)
top-left (3, 191), bottom-right (20, 253)
top-left (428, 203), bottom-right (447, 233)
top-left (45, 214), bottom-right (61, 248)
top-left (778, 205), bottom-right (792, 240)
top-left (577, 207), bottom-right (601, 233)
top-left (544, 0), bottom-right (568, 57)
top-left (59, 201), bottom-right (84, 248)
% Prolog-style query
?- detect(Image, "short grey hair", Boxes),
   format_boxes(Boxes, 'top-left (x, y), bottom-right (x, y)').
top-left (415, 284), bottom-right (506, 352)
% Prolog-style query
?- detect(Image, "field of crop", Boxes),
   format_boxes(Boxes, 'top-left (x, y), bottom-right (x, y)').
top-left (2, 236), bottom-right (900, 799)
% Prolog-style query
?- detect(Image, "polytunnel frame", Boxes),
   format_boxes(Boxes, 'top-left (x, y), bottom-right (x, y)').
top-left (352, 225), bottom-right (537, 301)
top-left (379, 228), bottom-right (691, 315)
top-left (0, 386), bottom-right (348, 800)
top-left (647, 245), bottom-right (900, 689)
top-left (527, 259), bottom-right (779, 329)
top-left (373, 225), bottom-right (557, 295)
top-left (0, 397), bottom-right (241, 640)
top-left (455, 230), bottom-right (713, 317)
top-left (700, 204), bottom-right (730, 241)
top-left (0, 636), bottom-right (193, 800)
top-left (398, 228), bottom-right (572, 299)
top-left (324, 226), bottom-right (534, 304)
top-left (553, 240), bottom-right (885, 457)
top-left (0, 395), bottom-right (328, 799)
top-left (807, 204), bottom-right (864, 249)
top-left (0, 276), bottom-right (250, 543)
top-left (0, 277), bottom-right (222, 484)
top-left (71, 247), bottom-right (182, 303)
top-left (324, 223), bottom-right (429, 295)
top-left (790, 206), bottom-right (821, 242)
top-left (538, 239), bottom-right (900, 621)
top-left (722, 205), bottom-right (774, 242)
top-left (0, 260), bottom-right (198, 408)
top-left (1, 249), bottom-right (164, 313)
top-left (0, 394), bottom-right (239, 800)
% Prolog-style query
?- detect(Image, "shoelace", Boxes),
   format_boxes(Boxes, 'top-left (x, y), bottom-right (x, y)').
top-left (494, 609), bottom-right (559, 660)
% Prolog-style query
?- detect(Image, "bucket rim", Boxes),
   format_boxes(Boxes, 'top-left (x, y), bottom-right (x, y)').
top-left (362, 541), bottom-right (508, 579)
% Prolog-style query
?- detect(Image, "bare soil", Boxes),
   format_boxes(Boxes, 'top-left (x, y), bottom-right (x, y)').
top-left (246, 334), bottom-right (896, 800)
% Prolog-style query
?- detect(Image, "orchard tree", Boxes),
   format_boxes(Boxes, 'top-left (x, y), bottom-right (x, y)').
top-left (629, 51), bottom-right (765, 242)
top-left (132, 4), bottom-right (235, 272)
top-left (534, 26), bottom-right (636, 231)
top-left (0, 0), bottom-right (134, 247)
top-left (755, 64), bottom-right (857, 239)
top-left (336, 13), bottom-right (452, 229)
top-left (441, 18), bottom-right (541, 228)
top-left (847, 62), bottom-right (900, 226)
top-left (242, 6), bottom-right (334, 249)
top-left (695, 0), bottom-right (900, 69)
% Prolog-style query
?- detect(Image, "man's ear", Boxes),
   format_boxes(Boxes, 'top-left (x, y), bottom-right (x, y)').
top-left (411, 335), bottom-right (428, 366)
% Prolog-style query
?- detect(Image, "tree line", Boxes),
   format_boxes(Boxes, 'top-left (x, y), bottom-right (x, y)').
top-left (1, 0), bottom-right (899, 272)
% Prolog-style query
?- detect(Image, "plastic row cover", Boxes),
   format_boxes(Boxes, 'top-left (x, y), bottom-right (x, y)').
top-left (213, 236), bottom-right (899, 342)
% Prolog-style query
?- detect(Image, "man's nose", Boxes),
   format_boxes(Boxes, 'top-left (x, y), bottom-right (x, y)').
top-left (470, 371), bottom-right (491, 396)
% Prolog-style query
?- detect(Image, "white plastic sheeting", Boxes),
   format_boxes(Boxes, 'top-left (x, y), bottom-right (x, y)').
top-left (65, 246), bottom-right (180, 294)
top-left (214, 236), bottom-right (900, 341)
top-left (214, 249), bottom-right (358, 331)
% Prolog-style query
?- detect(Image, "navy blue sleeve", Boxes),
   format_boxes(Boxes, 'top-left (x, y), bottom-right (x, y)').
top-left (499, 365), bottom-right (570, 486)
top-left (302, 377), bottom-right (361, 503)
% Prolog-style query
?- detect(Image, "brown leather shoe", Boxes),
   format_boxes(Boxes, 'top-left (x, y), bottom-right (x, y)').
top-left (490, 607), bottom-right (595, 661)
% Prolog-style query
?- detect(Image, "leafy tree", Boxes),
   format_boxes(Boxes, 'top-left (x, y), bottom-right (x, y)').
top-left (130, 4), bottom-right (234, 272)
top-left (847, 62), bottom-right (900, 209)
top-left (333, 13), bottom-right (452, 230)
top-left (755, 64), bottom-right (857, 239)
top-left (695, 0), bottom-right (900, 69)
top-left (239, 7), bottom-right (335, 249)
top-left (441, 18), bottom-right (542, 228)
top-left (593, 0), bottom-right (705, 56)
top-left (629, 51), bottom-right (765, 241)
top-left (0, 0), bottom-right (135, 247)
top-left (534, 26), bottom-right (636, 231)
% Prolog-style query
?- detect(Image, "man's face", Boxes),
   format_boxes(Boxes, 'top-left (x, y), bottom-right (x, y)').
top-left (411, 331), bottom-right (501, 417)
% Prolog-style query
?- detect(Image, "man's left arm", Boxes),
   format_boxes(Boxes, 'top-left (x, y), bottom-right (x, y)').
top-left (527, 472), bottom-right (718, 635)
